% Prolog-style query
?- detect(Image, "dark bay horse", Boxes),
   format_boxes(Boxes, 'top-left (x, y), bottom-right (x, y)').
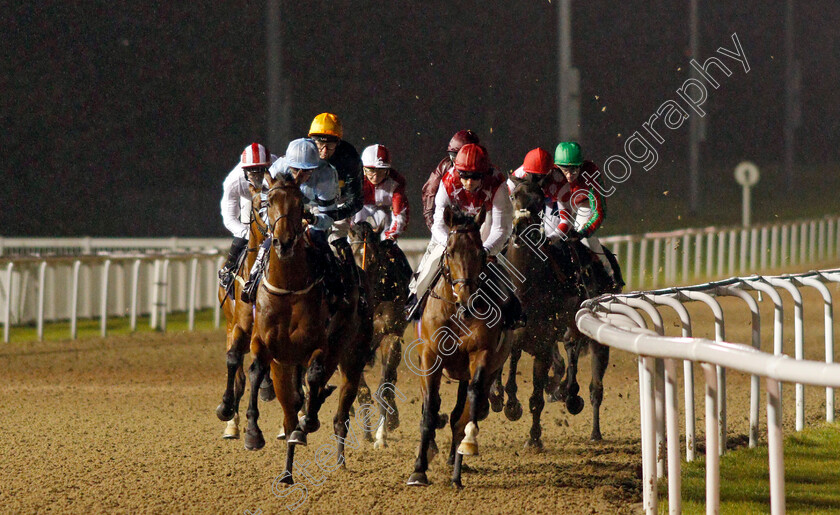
top-left (215, 190), bottom-right (275, 439)
top-left (486, 177), bottom-right (571, 449)
top-left (347, 221), bottom-right (411, 449)
top-left (406, 207), bottom-right (512, 489)
top-left (244, 176), bottom-right (373, 484)
top-left (494, 176), bottom-right (612, 442)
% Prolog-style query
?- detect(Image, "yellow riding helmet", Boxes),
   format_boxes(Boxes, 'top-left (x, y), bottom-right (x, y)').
top-left (308, 113), bottom-right (343, 139)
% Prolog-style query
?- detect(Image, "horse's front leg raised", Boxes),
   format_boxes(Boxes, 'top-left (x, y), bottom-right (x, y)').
top-left (216, 325), bottom-right (248, 424)
top-left (503, 347), bottom-right (523, 421)
top-left (289, 349), bottom-right (338, 446)
top-left (563, 336), bottom-right (585, 416)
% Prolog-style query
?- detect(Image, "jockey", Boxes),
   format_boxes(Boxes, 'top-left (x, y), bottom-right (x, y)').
top-left (507, 147), bottom-right (569, 240)
top-left (308, 113), bottom-right (364, 244)
top-left (552, 142), bottom-right (622, 292)
top-left (218, 143), bottom-right (278, 291)
top-left (240, 138), bottom-right (342, 304)
top-left (406, 144), bottom-right (522, 327)
top-left (353, 144), bottom-right (409, 240)
top-left (421, 130), bottom-right (480, 230)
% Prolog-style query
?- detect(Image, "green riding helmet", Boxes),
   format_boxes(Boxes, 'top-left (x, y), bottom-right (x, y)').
top-left (554, 141), bottom-right (583, 166)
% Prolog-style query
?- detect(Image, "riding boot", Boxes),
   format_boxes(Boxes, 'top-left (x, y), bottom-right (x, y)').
top-left (219, 236), bottom-right (248, 290)
top-left (241, 238), bottom-right (270, 303)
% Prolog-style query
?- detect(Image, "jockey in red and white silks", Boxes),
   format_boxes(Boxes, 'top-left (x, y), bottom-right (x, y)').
top-left (407, 144), bottom-right (512, 312)
top-left (353, 144), bottom-right (410, 240)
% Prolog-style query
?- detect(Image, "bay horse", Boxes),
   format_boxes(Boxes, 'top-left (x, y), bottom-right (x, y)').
top-left (244, 175), bottom-right (373, 484)
top-left (485, 176), bottom-right (571, 449)
top-left (493, 176), bottom-right (613, 442)
top-left (347, 221), bottom-right (411, 449)
top-left (215, 190), bottom-right (275, 439)
top-left (406, 207), bottom-right (512, 489)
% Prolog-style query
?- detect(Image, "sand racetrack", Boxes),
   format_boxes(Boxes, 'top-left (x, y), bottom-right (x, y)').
top-left (1, 285), bottom-right (836, 514)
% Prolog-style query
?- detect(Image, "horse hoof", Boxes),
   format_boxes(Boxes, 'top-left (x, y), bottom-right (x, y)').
top-left (386, 412), bottom-right (400, 432)
top-left (223, 422), bottom-right (240, 440)
top-left (436, 413), bottom-right (448, 429)
top-left (504, 401), bottom-right (523, 421)
top-left (277, 472), bottom-right (294, 485)
top-left (288, 430), bottom-right (307, 446)
top-left (457, 441), bottom-right (478, 456)
top-left (451, 480), bottom-right (463, 490)
top-left (590, 430), bottom-right (603, 442)
top-left (373, 438), bottom-right (387, 450)
top-left (276, 430), bottom-right (286, 440)
top-left (364, 430), bottom-right (375, 443)
top-left (407, 472), bottom-right (429, 486)
top-left (259, 386), bottom-right (275, 402)
top-left (215, 403), bottom-right (235, 422)
top-left (244, 429), bottom-right (265, 450)
top-left (490, 394), bottom-right (504, 413)
top-left (524, 439), bottom-right (544, 452)
top-left (301, 416), bottom-right (320, 433)
top-left (566, 395), bottom-right (585, 415)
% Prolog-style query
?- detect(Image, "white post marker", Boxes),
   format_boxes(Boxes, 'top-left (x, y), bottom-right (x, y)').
top-left (734, 161), bottom-right (760, 227)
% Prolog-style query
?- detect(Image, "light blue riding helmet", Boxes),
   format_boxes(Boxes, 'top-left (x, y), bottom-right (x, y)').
top-left (285, 138), bottom-right (320, 170)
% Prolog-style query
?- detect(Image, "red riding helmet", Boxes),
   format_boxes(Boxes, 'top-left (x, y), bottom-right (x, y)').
top-left (522, 148), bottom-right (555, 175)
top-left (447, 130), bottom-right (480, 153)
top-left (454, 144), bottom-right (490, 174)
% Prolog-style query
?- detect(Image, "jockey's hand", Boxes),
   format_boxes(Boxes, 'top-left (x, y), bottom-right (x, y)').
top-left (302, 210), bottom-right (315, 223)
top-left (380, 237), bottom-right (397, 250)
top-left (566, 229), bottom-right (583, 241)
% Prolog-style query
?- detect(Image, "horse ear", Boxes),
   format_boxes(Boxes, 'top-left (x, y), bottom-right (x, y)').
top-left (474, 207), bottom-right (486, 227)
top-left (443, 205), bottom-right (455, 228)
top-left (265, 173), bottom-right (278, 189)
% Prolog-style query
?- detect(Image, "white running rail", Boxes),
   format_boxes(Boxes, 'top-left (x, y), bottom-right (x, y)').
top-left (576, 268), bottom-right (840, 515)
top-left (1, 214), bottom-right (837, 342)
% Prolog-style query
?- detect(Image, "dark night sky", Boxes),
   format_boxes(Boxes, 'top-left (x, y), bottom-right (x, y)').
top-left (4, 1), bottom-right (839, 237)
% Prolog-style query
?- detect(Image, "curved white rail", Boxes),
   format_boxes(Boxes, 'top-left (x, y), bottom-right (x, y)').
top-left (577, 268), bottom-right (840, 515)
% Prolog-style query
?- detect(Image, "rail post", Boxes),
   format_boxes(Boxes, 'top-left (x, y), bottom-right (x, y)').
top-left (70, 260), bottom-right (81, 339)
top-left (37, 261), bottom-right (47, 341)
top-left (3, 262), bottom-right (13, 343)
top-left (100, 259), bottom-right (111, 337)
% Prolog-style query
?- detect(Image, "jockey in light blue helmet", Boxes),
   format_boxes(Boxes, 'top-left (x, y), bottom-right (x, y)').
top-left (241, 138), bottom-right (341, 303)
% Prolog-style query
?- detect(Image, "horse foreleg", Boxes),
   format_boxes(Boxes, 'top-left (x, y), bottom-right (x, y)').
top-left (564, 337), bottom-right (585, 415)
top-left (223, 361), bottom-right (246, 439)
top-left (407, 359), bottom-right (442, 487)
top-left (357, 372), bottom-right (374, 443)
top-left (458, 364), bottom-right (488, 457)
top-left (546, 341), bottom-right (566, 403)
top-left (275, 362), bottom-right (300, 484)
top-left (447, 380), bottom-right (469, 466)
top-left (381, 334), bottom-right (402, 433)
top-left (489, 368), bottom-right (504, 413)
top-left (503, 348), bottom-right (523, 421)
top-left (290, 349), bottom-right (337, 445)
top-left (449, 381), bottom-right (471, 489)
top-left (589, 341), bottom-right (610, 441)
top-left (334, 356), bottom-right (365, 465)
top-left (526, 357), bottom-right (549, 451)
top-left (216, 326), bottom-right (247, 423)
top-left (243, 340), bottom-right (271, 451)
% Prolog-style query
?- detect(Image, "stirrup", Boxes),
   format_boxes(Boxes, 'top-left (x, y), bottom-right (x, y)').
top-left (219, 267), bottom-right (234, 291)
top-left (241, 272), bottom-right (261, 303)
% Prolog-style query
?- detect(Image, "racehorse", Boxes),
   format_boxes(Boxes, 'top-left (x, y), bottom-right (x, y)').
top-left (215, 190), bottom-right (275, 439)
top-left (486, 176), bottom-right (571, 449)
top-left (406, 207), bottom-right (512, 489)
top-left (347, 221), bottom-right (412, 449)
top-left (243, 175), bottom-right (373, 483)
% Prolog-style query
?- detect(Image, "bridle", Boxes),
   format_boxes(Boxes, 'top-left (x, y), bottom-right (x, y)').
top-left (435, 226), bottom-right (483, 301)
top-left (265, 184), bottom-right (304, 258)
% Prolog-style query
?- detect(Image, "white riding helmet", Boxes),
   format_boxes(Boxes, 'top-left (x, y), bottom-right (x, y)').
top-left (285, 138), bottom-right (321, 170)
top-left (240, 143), bottom-right (271, 168)
top-left (361, 144), bottom-right (391, 169)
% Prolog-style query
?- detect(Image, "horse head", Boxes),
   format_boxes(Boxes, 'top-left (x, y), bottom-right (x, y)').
top-left (265, 175), bottom-right (305, 259)
top-left (348, 218), bottom-right (385, 271)
top-left (510, 176), bottom-right (545, 243)
top-left (442, 205), bottom-right (486, 305)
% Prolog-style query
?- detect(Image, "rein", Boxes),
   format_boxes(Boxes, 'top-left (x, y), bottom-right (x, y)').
top-left (436, 226), bottom-right (482, 301)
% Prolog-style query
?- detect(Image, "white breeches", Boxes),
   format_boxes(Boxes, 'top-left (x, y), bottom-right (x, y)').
top-left (408, 241), bottom-right (445, 297)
